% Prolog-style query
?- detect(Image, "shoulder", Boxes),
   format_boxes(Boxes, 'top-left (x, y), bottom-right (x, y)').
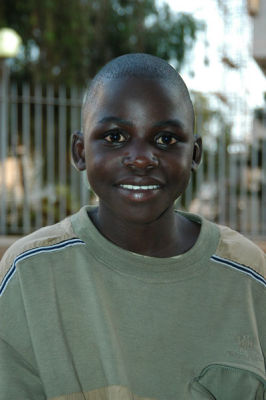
top-left (0, 216), bottom-right (83, 292)
top-left (212, 224), bottom-right (266, 281)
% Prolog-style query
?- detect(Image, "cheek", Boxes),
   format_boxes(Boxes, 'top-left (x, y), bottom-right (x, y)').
top-left (85, 142), bottom-right (104, 169)
top-left (85, 146), bottom-right (119, 187)
top-left (166, 150), bottom-right (192, 174)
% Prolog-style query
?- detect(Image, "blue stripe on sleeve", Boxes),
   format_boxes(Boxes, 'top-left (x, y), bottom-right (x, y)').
top-left (211, 254), bottom-right (266, 288)
top-left (0, 238), bottom-right (85, 296)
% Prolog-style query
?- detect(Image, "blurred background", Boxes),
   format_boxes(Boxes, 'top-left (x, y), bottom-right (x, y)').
top-left (0, 0), bottom-right (265, 254)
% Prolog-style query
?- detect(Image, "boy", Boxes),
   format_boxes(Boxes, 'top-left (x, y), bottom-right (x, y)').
top-left (0, 53), bottom-right (265, 399)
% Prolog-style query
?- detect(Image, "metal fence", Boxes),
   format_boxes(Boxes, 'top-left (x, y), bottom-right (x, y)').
top-left (0, 81), bottom-right (266, 238)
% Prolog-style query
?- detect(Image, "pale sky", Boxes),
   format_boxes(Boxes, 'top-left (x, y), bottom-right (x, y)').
top-left (158, 0), bottom-right (266, 108)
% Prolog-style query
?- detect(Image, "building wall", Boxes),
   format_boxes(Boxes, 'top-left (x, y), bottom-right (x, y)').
top-left (252, 0), bottom-right (266, 74)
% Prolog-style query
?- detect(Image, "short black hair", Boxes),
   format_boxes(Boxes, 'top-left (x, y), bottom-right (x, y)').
top-left (82, 53), bottom-right (194, 130)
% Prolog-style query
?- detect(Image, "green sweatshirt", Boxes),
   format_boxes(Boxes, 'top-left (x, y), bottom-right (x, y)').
top-left (0, 206), bottom-right (265, 400)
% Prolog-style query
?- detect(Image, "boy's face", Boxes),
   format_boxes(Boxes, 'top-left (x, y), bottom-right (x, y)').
top-left (73, 77), bottom-right (201, 224)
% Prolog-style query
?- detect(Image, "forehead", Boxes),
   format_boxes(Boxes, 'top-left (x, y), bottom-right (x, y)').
top-left (84, 77), bottom-right (194, 132)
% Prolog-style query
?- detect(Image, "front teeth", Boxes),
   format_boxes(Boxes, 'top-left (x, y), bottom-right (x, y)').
top-left (120, 184), bottom-right (160, 191)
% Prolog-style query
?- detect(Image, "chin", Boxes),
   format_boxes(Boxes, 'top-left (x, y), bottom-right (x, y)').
top-left (97, 190), bottom-right (177, 225)
top-left (114, 203), bottom-right (174, 226)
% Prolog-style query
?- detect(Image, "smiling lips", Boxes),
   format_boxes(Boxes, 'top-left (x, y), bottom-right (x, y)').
top-left (119, 184), bottom-right (160, 191)
top-left (117, 183), bottom-right (162, 201)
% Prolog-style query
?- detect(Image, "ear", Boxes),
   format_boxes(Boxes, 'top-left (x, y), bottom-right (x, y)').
top-left (191, 135), bottom-right (202, 172)
top-left (71, 131), bottom-right (86, 171)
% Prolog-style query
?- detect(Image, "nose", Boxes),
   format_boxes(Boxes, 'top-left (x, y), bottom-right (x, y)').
top-left (122, 146), bottom-right (159, 172)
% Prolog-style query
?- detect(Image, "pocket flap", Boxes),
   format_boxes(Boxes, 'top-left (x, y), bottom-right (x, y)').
top-left (189, 364), bottom-right (266, 400)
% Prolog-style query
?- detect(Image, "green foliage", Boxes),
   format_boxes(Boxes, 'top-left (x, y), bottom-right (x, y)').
top-left (0, 0), bottom-right (203, 86)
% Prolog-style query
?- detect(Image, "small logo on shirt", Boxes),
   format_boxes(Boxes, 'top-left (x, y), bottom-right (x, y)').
top-left (227, 335), bottom-right (264, 363)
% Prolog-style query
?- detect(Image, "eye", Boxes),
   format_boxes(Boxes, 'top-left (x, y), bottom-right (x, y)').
top-left (104, 130), bottom-right (127, 143)
top-left (155, 133), bottom-right (178, 146)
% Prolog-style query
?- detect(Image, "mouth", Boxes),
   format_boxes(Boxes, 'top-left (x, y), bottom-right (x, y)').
top-left (115, 182), bottom-right (163, 203)
top-left (118, 184), bottom-right (161, 191)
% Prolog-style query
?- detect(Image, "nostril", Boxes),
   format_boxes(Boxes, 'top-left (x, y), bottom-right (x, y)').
top-left (122, 155), bottom-right (159, 170)
top-left (146, 164), bottom-right (155, 170)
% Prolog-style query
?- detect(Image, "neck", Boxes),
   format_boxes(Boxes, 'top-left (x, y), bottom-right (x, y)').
top-left (89, 205), bottom-right (200, 258)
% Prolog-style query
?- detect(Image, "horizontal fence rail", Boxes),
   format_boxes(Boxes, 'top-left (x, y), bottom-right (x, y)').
top-left (0, 81), bottom-right (266, 239)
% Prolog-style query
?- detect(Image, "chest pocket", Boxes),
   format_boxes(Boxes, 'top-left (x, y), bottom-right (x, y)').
top-left (189, 364), bottom-right (266, 400)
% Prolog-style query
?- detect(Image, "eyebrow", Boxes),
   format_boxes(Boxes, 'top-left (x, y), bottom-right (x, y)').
top-left (153, 119), bottom-right (185, 130)
top-left (98, 116), bottom-right (133, 126)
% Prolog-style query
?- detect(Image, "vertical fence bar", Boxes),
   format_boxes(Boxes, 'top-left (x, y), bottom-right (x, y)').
top-left (228, 152), bottom-right (237, 230)
top-left (0, 62), bottom-right (9, 235)
top-left (239, 148), bottom-right (248, 235)
top-left (59, 86), bottom-right (67, 220)
top-left (22, 83), bottom-right (31, 233)
top-left (10, 83), bottom-right (19, 232)
top-left (34, 83), bottom-right (43, 229)
top-left (218, 132), bottom-right (226, 225)
top-left (207, 147), bottom-right (216, 220)
top-left (46, 84), bottom-right (55, 226)
top-left (240, 98), bottom-right (250, 235)
top-left (250, 138), bottom-right (259, 236)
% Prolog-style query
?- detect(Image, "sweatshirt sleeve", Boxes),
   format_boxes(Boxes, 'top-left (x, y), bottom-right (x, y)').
top-left (0, 253), bottom-right (45, 399)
